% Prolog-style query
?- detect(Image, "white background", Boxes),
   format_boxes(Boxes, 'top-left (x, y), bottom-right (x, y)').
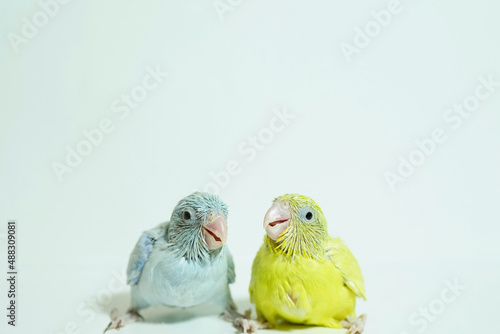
top-left (1, 1), bottom-right (500, 333)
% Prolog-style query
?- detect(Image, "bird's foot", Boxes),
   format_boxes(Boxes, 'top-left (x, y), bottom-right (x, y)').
top-left (340, 314), bottom-right (366, 334)
top-left (222, 308), bottom-right (272, 333)
top-left (103, 308), bottom-right (143, 333)
top-left (232, 316), bottom-right (261, 334)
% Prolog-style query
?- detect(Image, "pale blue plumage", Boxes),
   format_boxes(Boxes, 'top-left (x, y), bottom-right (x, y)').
top-left (126, 192), bottom-right (235, 312)
top-left (105, 192), bottom-right (243, 332)
top-left (127, 232), bottom-right (155, 286)
top-left (226, 251), bottom-right (236, 284)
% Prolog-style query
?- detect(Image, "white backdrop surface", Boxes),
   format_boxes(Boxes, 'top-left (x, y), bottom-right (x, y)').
top-left (1, 1), bottom-right (499, 334)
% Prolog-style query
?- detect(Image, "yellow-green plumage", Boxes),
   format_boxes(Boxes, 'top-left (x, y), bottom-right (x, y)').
top-left (249, 194), bottom-right (365, 328)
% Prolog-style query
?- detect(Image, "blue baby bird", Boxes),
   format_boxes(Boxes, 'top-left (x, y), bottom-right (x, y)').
top-left (105, 192), bottom-right (241, 332)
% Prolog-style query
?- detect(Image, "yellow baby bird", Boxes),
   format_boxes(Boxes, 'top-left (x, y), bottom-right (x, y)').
top-left (249, 194), bottom-right (366, 333)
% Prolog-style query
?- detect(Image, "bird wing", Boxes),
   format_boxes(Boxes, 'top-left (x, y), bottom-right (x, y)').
top-left (126, 222), bottom-right (169, 286)
top-left (225, 247), bottom-right (236, 284)
top-left (325, 237), bottom-right (366, 300)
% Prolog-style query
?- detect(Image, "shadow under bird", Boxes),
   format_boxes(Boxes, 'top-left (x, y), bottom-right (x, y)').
top-left (105, 192), bottom-right (243, 332)
top-left (246, 193), bottom-right (367, 333)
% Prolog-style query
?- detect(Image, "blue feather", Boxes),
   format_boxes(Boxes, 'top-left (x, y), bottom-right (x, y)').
top-left (125, 192), bottom-right (236, 313)
top-left (127, 233), bottom-right (156, 285)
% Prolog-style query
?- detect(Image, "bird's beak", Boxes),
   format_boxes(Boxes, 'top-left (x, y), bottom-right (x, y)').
top-left (202, 213), bottom-right (227, 250)
top-left (263, 200), bottom-right (291, 241)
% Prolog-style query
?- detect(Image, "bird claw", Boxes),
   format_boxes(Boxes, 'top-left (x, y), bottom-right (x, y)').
top-left (233, 317), bottom-right (272, 333)
top-left (340, 314), bottom-right (366, 334)
top-left (223, 308), bottom-right (272, 333)
top-left (233, 317), bottom-right (262, 333)
top-left (103, 308), bottom-right (142, 333)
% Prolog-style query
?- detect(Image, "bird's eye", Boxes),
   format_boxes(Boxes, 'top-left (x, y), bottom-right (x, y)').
top-left (183, 211), bottom-right (191, 220)
top-left (299, 206), bottom-right (314, 222)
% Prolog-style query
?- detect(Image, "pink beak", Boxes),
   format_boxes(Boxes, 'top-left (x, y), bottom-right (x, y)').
top-left (202, 214), bottom-right (227, 250)
top-left (263, 200), bottom-right (291, 241)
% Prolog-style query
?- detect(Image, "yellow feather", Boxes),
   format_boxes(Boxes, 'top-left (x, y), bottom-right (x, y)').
top-left (249, 194), bottom-right (366, 328)
top-left (326, 237), bottom-right (366, 300)
top-left (249, 236), bottom-right (361, 327)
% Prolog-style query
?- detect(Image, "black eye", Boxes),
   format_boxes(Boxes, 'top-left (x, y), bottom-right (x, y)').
top-left (183, 211), bottom-right (191, 220)
top-left (305, 211), bottom-right (313, 220)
